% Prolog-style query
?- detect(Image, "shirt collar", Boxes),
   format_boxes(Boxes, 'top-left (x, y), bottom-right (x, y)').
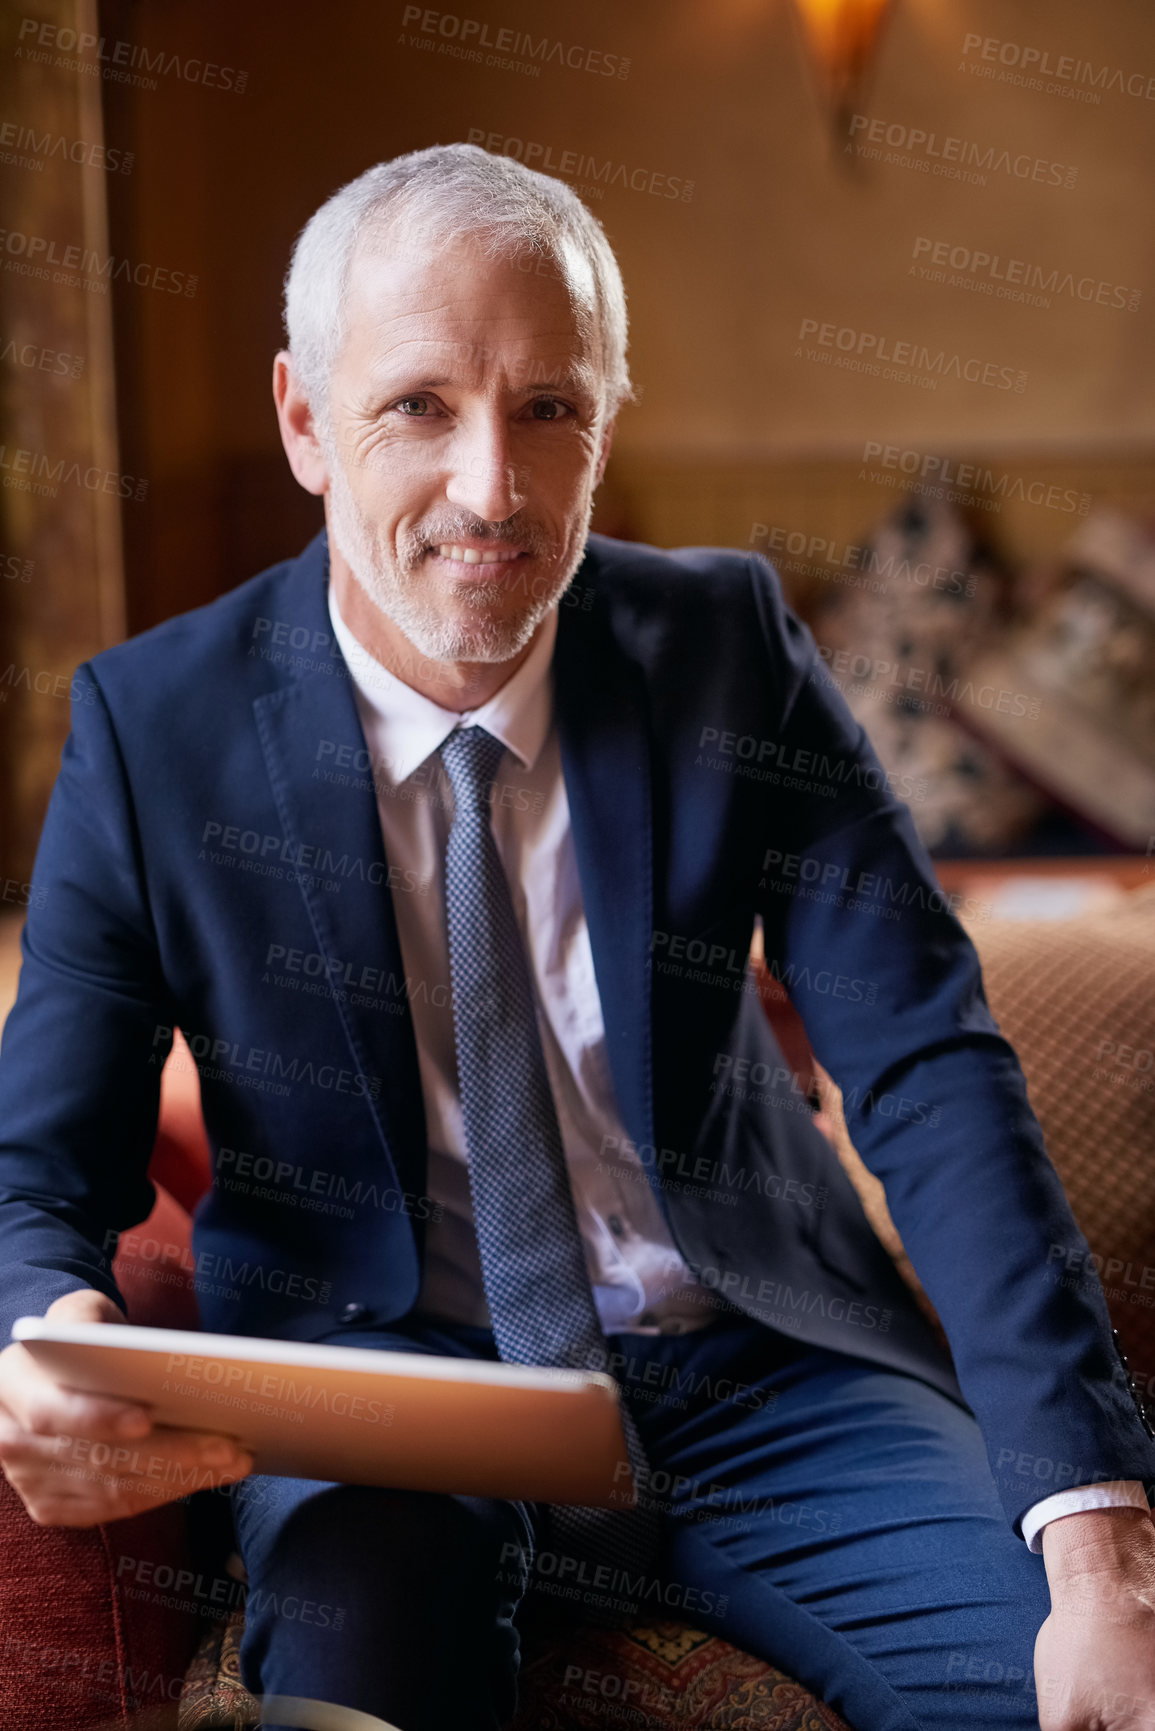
top-left (327, 580), bottom-right (557, 786)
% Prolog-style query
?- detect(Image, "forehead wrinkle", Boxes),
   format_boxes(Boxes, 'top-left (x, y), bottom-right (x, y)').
top-left (344, 317), bottom-right (597, 399)
top-left (346, 290), bottom-right (583, 346)
top-left (351, 285), bottom-right (583, 338)
top-left (345, 233), bottom-right (588, 336)
top-left (338, 241), bottom-right (602, 407)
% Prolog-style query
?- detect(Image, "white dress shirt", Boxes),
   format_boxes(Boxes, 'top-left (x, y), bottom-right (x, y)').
top-left (328, 584), bottom-right (1147, 1545)
top-left (329, 587), bottom-right (718, 1338)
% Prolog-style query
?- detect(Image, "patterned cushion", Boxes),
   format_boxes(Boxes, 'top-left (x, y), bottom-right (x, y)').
top-left (178, 1611), bottom-right (255, 1728)
top-left (513, 1616), bottom-right (852, 1729)
top-left (970, 887), bottom-right (1155, 1380)
top-left (176, 1609), bottom-right (851, 1730)
top-left (821, 886), bottom-right (1155, 1380)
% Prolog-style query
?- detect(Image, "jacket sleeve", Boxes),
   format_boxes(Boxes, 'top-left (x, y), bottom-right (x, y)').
top-left (747, 554), bottom-right (1155, 1530)
top-left (0, 663), bottom-right (175, 1347)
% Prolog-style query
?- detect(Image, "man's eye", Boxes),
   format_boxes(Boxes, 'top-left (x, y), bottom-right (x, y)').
top-left (394, 396), bottom-right (432, 417)
top-left (528, 397), bottom-right (572, 421)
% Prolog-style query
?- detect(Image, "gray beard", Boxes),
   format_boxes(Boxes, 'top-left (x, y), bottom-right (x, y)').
top-left (324, 441), bottom-right (588, 665)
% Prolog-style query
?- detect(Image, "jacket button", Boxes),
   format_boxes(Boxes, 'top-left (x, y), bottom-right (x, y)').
top-left (339, 1302), bottom-right (366, 1323)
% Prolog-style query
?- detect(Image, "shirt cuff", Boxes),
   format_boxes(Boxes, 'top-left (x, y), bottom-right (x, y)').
top-left (1021, 1481), bottom-right (1150, 1553)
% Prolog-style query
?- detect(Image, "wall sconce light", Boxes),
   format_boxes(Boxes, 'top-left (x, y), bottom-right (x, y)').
top-left (793, 0), bottom-right (893, 136)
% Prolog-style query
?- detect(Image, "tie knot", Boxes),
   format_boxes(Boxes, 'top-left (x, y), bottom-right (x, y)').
top-left (440, 725), bottom-right (508, 815)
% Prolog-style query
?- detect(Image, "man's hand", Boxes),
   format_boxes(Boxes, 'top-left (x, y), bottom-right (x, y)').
top-left (0, 1288), bottom-right (253, 1526)
top-left (1036, 1506), bottom-right (1155, 1729)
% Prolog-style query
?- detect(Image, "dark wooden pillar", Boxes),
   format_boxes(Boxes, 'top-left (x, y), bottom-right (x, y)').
top-left (0, 0), bottom-right (125, 886)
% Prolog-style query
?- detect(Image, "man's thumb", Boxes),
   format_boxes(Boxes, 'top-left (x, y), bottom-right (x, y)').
top-left (44, 1288), bottom-right (125, 1325)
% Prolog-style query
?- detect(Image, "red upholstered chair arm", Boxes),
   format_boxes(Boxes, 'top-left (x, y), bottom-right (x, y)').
top-left (0, 1038), bottom-right (209, 1730)
top-left (148, 1030), bottom-right (212, 1214)
top-left (752, 953), bottom-right (821, 1100)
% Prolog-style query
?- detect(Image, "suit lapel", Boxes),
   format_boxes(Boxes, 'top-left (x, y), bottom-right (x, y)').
top-left (554, 575), bottom-right (657, 1171)
top-left (252, 545), bottom-right (428, 1204)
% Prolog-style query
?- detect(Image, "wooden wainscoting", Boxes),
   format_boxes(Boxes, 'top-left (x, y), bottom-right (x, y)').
top-left (601, 450), bottom-right (1155, 611)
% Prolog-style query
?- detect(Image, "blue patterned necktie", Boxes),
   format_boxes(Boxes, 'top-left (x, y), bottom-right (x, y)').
top-left (439, 724), bottom-right (659, 1619)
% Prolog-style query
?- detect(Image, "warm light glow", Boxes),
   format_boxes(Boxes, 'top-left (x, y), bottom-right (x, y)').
top-left (793, 0), bottom-right (893, 114)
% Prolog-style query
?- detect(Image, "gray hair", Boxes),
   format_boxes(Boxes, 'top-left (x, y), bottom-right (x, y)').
top-left (283, 142), bottom-right (632, 424)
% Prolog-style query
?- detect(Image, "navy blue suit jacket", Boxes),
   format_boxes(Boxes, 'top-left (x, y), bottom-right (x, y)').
top-left (1, 528), bottom-right (1151, 1532)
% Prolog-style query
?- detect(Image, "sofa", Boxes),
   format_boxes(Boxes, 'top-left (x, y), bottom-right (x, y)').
top-left (2, 885), bottom-right (1153, 1731)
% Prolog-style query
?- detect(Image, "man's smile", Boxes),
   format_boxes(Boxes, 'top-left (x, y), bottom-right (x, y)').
top-left (432, 542), bottom-right (531, 569)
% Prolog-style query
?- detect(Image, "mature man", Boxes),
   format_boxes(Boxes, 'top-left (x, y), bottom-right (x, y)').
top-left (0, 144), bottom-right (1152, 1731)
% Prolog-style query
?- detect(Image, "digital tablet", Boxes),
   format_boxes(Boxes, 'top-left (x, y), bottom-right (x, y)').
top-left (11, 1318), bottom-right (634, 1507)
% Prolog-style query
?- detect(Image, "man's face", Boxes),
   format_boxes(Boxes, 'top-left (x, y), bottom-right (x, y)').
top-left (318, 229), bottom-right (611, 664)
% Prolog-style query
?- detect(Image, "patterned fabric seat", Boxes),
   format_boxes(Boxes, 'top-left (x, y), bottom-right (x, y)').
top-left (177, 1605), bottom-right (851, 1729)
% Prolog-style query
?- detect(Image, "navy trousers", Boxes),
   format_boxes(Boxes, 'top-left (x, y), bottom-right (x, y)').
top-left (230, 1312), bottom-right (1050, 1731)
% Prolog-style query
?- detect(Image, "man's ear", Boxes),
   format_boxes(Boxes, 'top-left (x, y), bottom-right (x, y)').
top-left (273, 351), bottom-right (330, 497)
top-left (594, 415), bottom-right (616, 488)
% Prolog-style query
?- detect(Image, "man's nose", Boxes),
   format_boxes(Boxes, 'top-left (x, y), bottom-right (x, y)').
top-left (445, 419), bottom-right (526, 521)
